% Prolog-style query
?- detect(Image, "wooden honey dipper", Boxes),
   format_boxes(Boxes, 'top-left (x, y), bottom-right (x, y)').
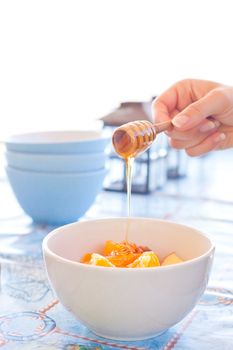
top-left (112, 119), bottom-right (172, 158)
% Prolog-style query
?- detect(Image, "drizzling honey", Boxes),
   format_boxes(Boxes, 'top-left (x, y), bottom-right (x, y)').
top-left (112, 119), bottom-right (171, 241)
top-left (125, 157), bottom-right (134, 241)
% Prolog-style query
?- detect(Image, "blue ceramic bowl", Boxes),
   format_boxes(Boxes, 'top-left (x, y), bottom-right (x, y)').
top-left (5, 150), bottom-right (108, 173)
top-left (6, 166), bottom-right (107, 225)
top-left (5, 130), bottom-right (111, 154)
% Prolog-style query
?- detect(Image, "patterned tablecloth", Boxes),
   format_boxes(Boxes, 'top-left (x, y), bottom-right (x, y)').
top-left (0, 150), bottom-right (233, 349)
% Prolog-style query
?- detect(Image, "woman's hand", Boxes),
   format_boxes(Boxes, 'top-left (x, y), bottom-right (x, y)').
top-left (152, 79), bottom-right (233, 156)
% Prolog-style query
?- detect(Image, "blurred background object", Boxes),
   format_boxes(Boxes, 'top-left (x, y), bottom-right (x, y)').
top-left (4, 130), bottom-right (110, 224)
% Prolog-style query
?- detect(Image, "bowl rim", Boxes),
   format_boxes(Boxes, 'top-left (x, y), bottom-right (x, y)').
top-left (5, 149), bottom-right (108, 159)
top-left (5, 130), bottom-right (111, 145)
top-left (42, 217), bottom-right (215, 272)
top-left (6, 165), bottom-right (108, 176)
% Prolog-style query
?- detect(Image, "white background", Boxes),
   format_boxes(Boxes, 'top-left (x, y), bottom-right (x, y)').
top-left (0, 0), bottom-right (233, 137)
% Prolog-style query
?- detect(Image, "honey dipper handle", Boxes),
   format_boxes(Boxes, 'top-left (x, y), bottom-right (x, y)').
top-left (153, 120), bottom-right (172, 134)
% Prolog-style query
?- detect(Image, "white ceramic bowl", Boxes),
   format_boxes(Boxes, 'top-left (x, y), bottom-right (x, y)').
top-left (5, 150), bottom-right (108, 173)
top-left (43, 217), bottom-right (215, 341)
top-left (5, 130), bottom-right (110, 154)
top-left (6, 166), bottom-right (107, 225)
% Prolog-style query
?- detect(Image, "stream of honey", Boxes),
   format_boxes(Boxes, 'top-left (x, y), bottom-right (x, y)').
top-left (112, 121), bottom-right (158, 242)
top-left (125, 156), bottom-right (134, 241)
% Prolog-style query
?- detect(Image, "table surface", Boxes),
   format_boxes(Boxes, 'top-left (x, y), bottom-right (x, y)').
top-left (0, 149), bottom-right (233, 349)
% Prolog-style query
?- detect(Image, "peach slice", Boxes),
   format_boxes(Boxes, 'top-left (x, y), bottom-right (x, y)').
top-left (161, 253), bottom-right (183, 266)
top-left (127, 251), bottom-right (160, 268)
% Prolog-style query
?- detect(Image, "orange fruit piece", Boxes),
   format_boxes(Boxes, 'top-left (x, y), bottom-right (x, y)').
top-left (127, 251), bottom-right (160, 268)
top-left (107, 253), bottom-right (141, 267)
top-left (89, 253), bottom-right (115, 267)
top-left (161, 253), bottom-right (183, 266)
top-left (81, 253), bottom-right (92, 264)
top-left (103, 240), bottom-right (138, 256)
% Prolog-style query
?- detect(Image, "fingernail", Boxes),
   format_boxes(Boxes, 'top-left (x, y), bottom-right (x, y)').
top-left (199, 121), bottom-right (217, 132)
top-left (172, 115), bottom-right (189, 128)
top-left (213, 133), bottom-right (226, 143)
top-left (214, 120), bottom-right (221, 127)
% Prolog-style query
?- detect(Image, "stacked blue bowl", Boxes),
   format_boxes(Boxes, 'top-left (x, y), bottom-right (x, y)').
top-left (5, 130), bottom-right (110, 225)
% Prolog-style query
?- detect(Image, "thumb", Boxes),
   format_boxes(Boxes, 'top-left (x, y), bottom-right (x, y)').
top-left (172, 89), bottom-right (225, 130)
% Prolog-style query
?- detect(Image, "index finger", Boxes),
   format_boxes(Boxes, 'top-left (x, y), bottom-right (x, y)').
top-left (152, 87), bottom-right (178, 123)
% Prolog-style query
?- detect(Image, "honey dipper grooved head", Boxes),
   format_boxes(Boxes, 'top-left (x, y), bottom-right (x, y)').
top-left (112, 120), bottom-right (156, 159)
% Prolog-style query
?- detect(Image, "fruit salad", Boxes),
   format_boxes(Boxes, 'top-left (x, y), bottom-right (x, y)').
top-left (81, 240), bottom-right (183, 268)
